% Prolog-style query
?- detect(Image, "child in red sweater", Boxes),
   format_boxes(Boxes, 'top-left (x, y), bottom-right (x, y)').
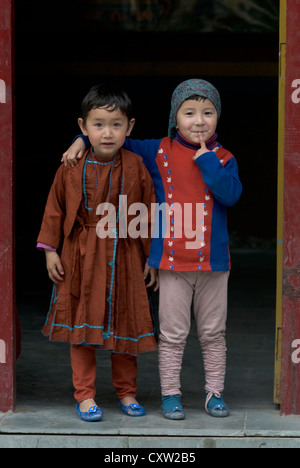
top-left (61, 79), bottom-right (242, 420)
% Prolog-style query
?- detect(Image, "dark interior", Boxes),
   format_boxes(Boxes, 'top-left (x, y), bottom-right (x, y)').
top-left (14, 1), bottom-right (279, 381)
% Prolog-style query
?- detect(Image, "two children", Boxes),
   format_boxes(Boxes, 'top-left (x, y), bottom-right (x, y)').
top-left (37, 84), bottom-right (157, 421)
top-left (41, 78), bottom-right (242, 421)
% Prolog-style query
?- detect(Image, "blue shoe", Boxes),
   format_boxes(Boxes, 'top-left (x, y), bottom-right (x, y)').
top-left (76, 403), bottom-right (103, 422)
top-left (205, 391), bottom-right (229, 417)
top-left (119, 402), bottom-right (146, 417)
top-left (162, 395), bottom-right (185, 420)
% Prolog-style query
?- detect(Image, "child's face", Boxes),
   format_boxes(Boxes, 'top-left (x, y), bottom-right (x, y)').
top-left (78, 107), bottom-right (135, 159)
top-left (176, 98), bottom-right (218, 145)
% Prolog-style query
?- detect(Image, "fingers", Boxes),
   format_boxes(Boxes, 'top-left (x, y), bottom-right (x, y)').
top-left (143, 263), bottom-right (150, 280)
top-left (193, 133), bottom-right (219, 161)
top-left (61, 151), bottom-right (80, 168)
top-left (198, 132), bottom-right (206, 149)
top-left (152, 273), bottom-right (159, 292)
top-left (45, 251), bottom-right (65, 284)
top-left (144, 264), bottom-right (159, 291)
top-left (146, 270), bottom-right (155, 288)
top-left (146, 269), bottom-right (159, 291)
top-left (192, 133), bottom-right (207, 161)
top-left (61, 142), bottom-right (85, 167)
top-left (199, 133), bottom-right (219, 153)
top-left (48, 264), bottom-right (64, 284)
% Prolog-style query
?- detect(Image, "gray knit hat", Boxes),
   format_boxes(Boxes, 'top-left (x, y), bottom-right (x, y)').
top-left (168, 79), bottom-right (221, 138)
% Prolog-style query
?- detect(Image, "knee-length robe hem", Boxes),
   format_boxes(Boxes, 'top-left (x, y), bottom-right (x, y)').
top-left (38, 149), bottom-right (157, 357)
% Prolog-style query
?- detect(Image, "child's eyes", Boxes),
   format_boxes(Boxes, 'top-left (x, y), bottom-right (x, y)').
top-left (94, 123), bottom-right (122, 128)
top-left (184, 112), bottom-right (213, 117)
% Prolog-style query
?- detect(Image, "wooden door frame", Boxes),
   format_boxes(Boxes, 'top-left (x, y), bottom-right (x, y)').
top-left (0, 0), bottom-right (16, 413)
top-left (275, 0), bottom-right (300, 415)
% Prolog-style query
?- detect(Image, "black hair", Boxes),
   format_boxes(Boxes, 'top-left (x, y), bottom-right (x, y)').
top-left (184, 94), bottom-right (207, 103)
top-left (81, 83), bottom-right (133, 122)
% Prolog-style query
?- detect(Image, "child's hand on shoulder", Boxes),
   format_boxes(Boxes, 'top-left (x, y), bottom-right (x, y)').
top-left (61, 138), bottom-right (85, 167)
top-left (193, 133), bottom-right (218, 161)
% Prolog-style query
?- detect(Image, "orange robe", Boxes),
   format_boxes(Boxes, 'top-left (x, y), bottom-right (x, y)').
top-left (37, 148), bottom-right (157, 356)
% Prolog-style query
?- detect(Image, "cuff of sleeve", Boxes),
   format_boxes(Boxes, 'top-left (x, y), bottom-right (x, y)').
top-left (37, 243), bottom-right (56, 252)
top-left (72, 134), bottom-right (90, 149)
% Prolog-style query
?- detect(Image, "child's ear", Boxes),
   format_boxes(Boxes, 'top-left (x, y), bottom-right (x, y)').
top-left (78, 118), bottom-right (88, 136)
top-left (126, 118), bottom-right (135, 137)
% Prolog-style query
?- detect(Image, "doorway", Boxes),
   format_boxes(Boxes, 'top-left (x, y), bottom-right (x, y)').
top-left (14, 1), bottom-right (278, 413)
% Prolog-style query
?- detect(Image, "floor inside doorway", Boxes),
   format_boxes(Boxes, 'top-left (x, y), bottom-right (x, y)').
top-left (2, 249), bottom-right (300, 448)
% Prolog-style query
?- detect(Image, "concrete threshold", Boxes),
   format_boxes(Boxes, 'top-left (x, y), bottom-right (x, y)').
top-left (1, 404), bottom-right (300, 448)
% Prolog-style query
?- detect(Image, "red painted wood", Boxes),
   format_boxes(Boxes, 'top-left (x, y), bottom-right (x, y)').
top-left (0, 0), bottom-right (16, 412)
top-left (281, 0), bottom-right (300, 415)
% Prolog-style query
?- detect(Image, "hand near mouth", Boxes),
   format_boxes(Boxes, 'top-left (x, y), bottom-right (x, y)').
top-left (192, 132), bottom-right (218, 161)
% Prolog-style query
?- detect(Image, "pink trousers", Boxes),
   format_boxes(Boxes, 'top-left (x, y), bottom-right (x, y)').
top-left (158, 270), bottom-right (229, 396)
